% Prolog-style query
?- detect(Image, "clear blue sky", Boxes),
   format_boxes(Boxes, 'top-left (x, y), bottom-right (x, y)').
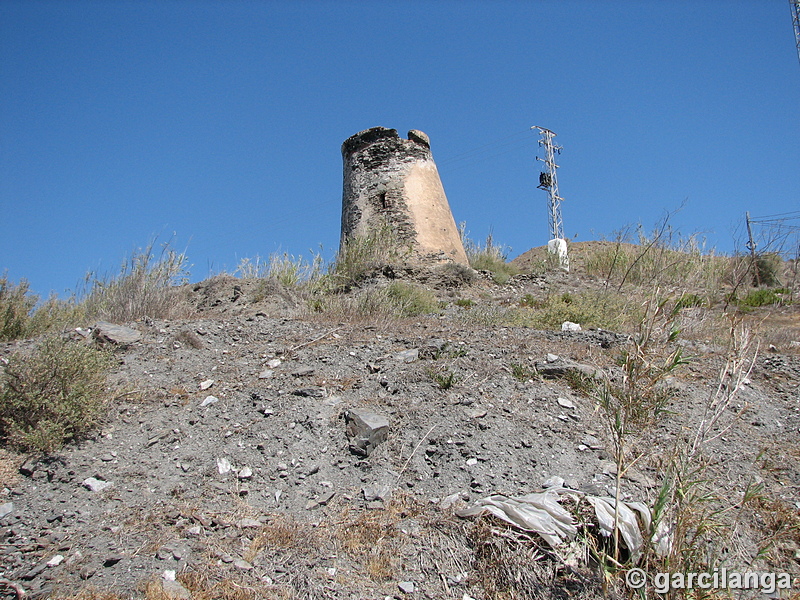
top-left (2, 0), bottom-right (798, 296)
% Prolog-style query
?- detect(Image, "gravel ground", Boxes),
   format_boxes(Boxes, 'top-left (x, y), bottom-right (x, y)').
top-left (1, 272), bottom-right (798, 600)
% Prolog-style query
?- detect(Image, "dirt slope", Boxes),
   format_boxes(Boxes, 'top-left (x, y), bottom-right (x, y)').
top-left (1, 264), bottom-right (799, 600)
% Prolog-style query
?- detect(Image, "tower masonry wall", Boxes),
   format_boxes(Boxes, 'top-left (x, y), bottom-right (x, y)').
top-left (340, 127), bottom-right (469, 266)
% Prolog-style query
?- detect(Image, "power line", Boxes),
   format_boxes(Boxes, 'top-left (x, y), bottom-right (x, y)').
top-left (791, 0), bottom-right (800, 65)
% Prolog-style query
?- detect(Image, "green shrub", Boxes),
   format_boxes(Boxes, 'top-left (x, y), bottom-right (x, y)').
top-left (386, 282), bottom-right (440, 317)
top-left (435, 262), bottom-right (477, 285)
top-left (0, 336), bottom-right (114, 453)
top-left (738, 287), bottom-right (791, 308)
top-left (455, 298), bottom-right (475, 309)
top-left (510, 290), bottom-right (636, 331)
top-left (753, 253), bottom-right (783, 287)
top-left (428, 367), bottom-right (458, 390)
top-left (674, 293), bottom-right (704, 311)
top-left (462, 230), bottom-right (519, 285)
top-left (510, 363), bottom-right (536, 382)
top-left (519, 294), bottom-right (543, 309)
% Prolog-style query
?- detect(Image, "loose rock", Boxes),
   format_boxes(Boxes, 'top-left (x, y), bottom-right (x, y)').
top-left (345, 408), bottom-right (390, 456)
top-left (92, 322), bottom-right (142, 346)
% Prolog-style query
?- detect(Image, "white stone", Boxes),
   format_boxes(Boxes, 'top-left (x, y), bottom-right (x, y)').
top-left (557, 397), bottom-right (575, 409)
top-left (216, 457), bottom-right (232, 474)
top-left (200, 395), bottom-right (219, 407)
top-left (561, 321), bottom-right (582, 332)
top-left (199, 379), bottom-right (215, 390)
top-left (82, 477), bottom-right (112, 492)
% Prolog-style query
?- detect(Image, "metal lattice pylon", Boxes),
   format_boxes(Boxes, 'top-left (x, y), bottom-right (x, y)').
top-left (532, 126), bottom-right (565, 241)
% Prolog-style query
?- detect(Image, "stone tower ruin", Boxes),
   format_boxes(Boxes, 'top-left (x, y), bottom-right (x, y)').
top-left (340, 127), bottom-right (469, 266)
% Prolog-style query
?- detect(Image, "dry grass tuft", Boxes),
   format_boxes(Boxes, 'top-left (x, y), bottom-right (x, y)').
top-left (334, 493), bottom-right (423, 582)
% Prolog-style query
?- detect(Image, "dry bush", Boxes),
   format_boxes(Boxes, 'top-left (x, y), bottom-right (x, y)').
top-left (0, 449), bottom-right (20, 489)
top-left (82, 240), bottom-right (190, 322)
top-left (584, 218), bottom-right (730, 295)
top-left (468, 516), bottom-right (601, 600)
top-left (0, 274), bottom-right (36, 341)
top-left (235, 251), bottom-right (324, 288)
top-left (306, 282), bottom-right (440, 324)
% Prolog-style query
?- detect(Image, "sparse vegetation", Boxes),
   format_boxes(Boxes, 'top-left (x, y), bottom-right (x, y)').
top-left (82, 240), bottom-right (190, 322)
top-left (461, 226), bottom-right (519, 284)
top-left (510, 289), bottom-right (636, 331)
top-left (386, 281), bottom-right (441, 316)
top-left (584, 218), bottom-right (729, 294)
top-left (737, 287), bottom-right (791, 308)
top-left (236, 250), bottom-right (324, 287)
top-left (510, 362), bottom-right (536, 382)
top-left (0, 336), bottom-right (113, 453)
top-left (0, 274), bottom-right (36, 341)
top-left (0, 274), bottom-right (84, 341)
top-left (428, 366), bottom-right (458, 390)
top-left (328, 222), bottom-right (411, 289)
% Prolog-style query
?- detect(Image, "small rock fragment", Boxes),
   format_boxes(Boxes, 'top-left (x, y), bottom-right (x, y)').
top-left (0, 502), bottom-right (13, 518)
top-left (561, 321), bottom-right (582, 332)
top-left (363, 484), bottom-right (392, 502)
top-left (266, 358), bottom-right (281, 368)
top-left (238, 517), bottom-right (261, 529)
top-left (216, 457), bottom-right (232, 475)
top-left (396, 349), bottom-right (419, 363)
top-left (103, 553), bottom-right (124, 567)
top-left (238, 467), bottom-right (253, 480)
top-left (199, 379), bottom-right (215, 390)
top-left (234, 558), bottom-right (253, 570)
top-left (47, 555), bottom-right (65, 567)
top-left (557, 397), bottom-right (575, 410)
top-left (200, 395), bottom-right (219, 407)
top-left (19, 456), bottom-right (39, 477)
top-left (291, 366), bottom-right (315, 377)
top-left (292, 387), bottom-right (326, 398)
top-left (542, 476), bottom-right (565, 489)
top-left (398, 581), bottom-right (415, 594)
top-left (258, 369), bottom-right (274, 379)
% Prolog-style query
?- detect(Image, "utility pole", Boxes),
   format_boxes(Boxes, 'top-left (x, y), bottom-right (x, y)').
top-left (532, 126), bottom-right (569, 271)
top-left (745, 211), bottom-right (761, 286)
top-left (791, 0), bottom-right (800, 65)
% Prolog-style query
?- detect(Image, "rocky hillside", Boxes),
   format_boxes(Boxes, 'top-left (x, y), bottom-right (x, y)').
top-left (1, 253), bottom-right (799, 600)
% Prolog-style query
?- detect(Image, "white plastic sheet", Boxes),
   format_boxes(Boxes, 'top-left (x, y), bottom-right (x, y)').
top-left (457, 488), bottom-right (656, 562)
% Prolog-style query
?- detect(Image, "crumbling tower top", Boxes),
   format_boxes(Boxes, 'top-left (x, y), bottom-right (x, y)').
top-left (340, 127), bottom-right (468, 266)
